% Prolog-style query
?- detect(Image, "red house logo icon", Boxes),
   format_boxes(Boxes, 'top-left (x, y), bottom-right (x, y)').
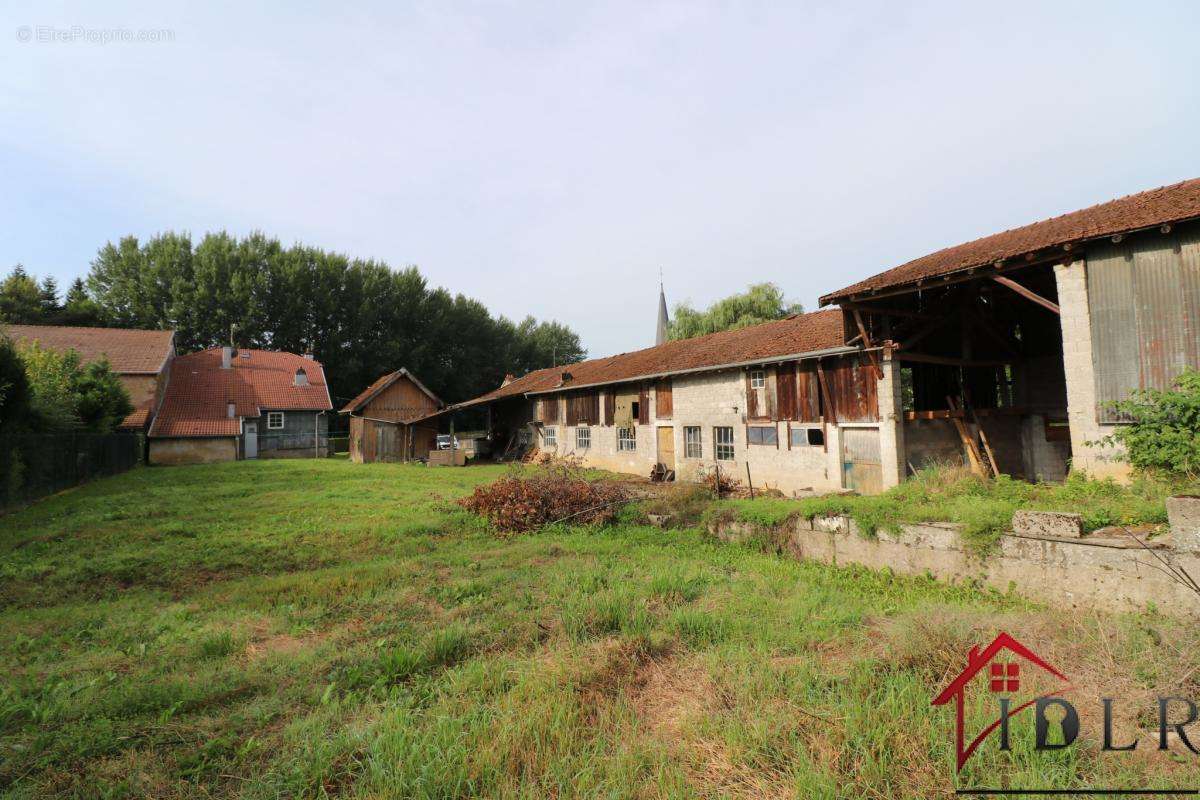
top-left (931, 632), bottom-right (1071, 771)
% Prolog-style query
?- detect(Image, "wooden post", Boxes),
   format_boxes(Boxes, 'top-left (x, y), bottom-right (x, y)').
top-left (745, 462), bottom-right (755, 499)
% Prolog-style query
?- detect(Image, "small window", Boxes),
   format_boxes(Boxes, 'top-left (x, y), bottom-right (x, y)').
top-left (617, 427), bottom-right (636, 451)
top-left (630, 401), bottom-right (640, 422)
top-left (750, 370), bottom-right (766, 389)
top-left (714, 426), bottom-right (735, 461)
top-left (267, 411), bottom-right (285, 430)
top-left (576, 426), bottom-right (591, 450)
top-left (747, 425), bottom-right (777, 446)
top-left (790, 426), bottom-right (825, 447)
top-left (543, 426), bottom-right (557, 447)
top-left (684, 426), bottom-right (702, 459)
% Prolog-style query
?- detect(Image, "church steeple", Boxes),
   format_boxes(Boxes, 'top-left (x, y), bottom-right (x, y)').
top-left (655, 276), bottom-right (669, 346)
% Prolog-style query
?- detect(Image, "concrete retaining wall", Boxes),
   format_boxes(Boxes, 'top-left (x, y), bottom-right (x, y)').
top-left (711, 513), bottom-right (1200, 615)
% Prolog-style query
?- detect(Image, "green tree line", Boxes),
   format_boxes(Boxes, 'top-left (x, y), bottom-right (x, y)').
top-left (2, 232), bottom-right (586, 403)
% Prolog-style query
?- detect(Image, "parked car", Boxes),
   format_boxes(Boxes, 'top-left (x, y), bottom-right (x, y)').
top-left (436, 434), bottom-right (460, 450)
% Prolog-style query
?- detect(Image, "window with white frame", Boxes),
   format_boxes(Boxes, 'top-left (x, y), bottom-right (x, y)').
top-left (749, 369), bottom-right (766, 389)
top-left (542, 426), bottom-right (557, 447)
top-left (714, 426), bottom-right (735, 460)
top-left (267, 411), bottom-right (285, 429)
top-left (576, 426), bottom-right (591, 449)
top-left (617, 427), bottom-right (636, 451)
top-left (684, 426), bottom-right (702, 459)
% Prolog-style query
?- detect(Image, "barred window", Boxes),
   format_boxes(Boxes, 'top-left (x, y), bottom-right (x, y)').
top-left (749, 369), bottom-right (766, 389)
top-left (684, 426), bottom-right (702, 459)
top-left (543, 426), bottom-right (557, 447)
top-left (576, 426), bottom-right (591, 450)
top-left (747, 426), bottom-right (777, 446)
top-left (714, 426), bottom-right (735, 460)
top-left (617, 427), bottom-right (636, 451)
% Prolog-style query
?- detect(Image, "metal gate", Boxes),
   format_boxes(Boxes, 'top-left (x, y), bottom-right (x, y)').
top-left (841, 427), bottom-right (881, 494)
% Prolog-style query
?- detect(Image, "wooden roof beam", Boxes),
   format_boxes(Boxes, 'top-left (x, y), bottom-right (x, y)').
top-left (991, 275), bottom-right (1060, 315)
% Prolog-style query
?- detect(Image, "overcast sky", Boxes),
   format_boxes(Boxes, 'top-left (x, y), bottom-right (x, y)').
top-left (3, 1), bottom-right (1199, 358)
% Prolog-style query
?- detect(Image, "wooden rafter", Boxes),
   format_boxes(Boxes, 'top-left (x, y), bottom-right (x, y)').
top-left (895, 352), bottom-right (1012, 368)
top-left (991, 275), bottom-right (1060, 315)
top-left (850, 310), bottom-right (884, 380)
top-left (839, 301), bottom-right (932, 320)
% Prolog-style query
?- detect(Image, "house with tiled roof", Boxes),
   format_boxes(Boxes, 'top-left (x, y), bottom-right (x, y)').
top-left (814, 177), bottom-right (1200, 486)
top-left (148, 346), bottom-right (333, 464)
top-left (444, 308), bottom-right (884, 495)
top-left (340, 368), bottom-right (443, 462)
top-left (4, 324), bottom-right (176, 430)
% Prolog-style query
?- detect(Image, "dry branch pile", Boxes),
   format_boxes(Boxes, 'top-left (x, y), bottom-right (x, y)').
top-left (459, 469), bottom-right (630, 533)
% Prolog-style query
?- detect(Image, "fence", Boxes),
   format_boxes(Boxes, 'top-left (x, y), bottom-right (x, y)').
top-left (0, 431), bottom-right (143, 511)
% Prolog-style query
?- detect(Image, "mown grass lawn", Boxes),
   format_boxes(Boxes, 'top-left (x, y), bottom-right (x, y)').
top-left (2, 459), bottom-right (1200, 799)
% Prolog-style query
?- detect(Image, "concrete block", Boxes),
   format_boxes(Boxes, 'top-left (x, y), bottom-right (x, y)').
top-left (1012, 510), bottom-right (1084, 539)
top-left (1167, 496), bottom-right (1200, 552)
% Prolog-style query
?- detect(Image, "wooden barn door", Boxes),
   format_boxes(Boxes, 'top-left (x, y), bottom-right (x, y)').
top-left (841, 427), bottom-right (881, 494)
top-left (656, 426), bottom-right (675, 477)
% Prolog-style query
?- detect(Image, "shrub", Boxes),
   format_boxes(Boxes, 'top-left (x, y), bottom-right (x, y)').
top-left (1101, 370), bottom-right (1200, 477)
top-left (458, 466), bottom-right (630, 533)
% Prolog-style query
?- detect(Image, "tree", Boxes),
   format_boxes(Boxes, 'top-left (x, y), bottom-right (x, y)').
top-left (0, 265), bottom-right (45, 323)
top-left (57, 278), bottom-right (107, 327)
top-left (667, 282), bottom-right (803, 341)
top-left (38, 276), bottom-right (61, 319)
top-left (0, 335), bottom-right (32, 431)
top-left (16, 343), bottom-right (132, 433)
top-left (80, 230), bottom-right (588, 403)
top-left (73, 358), bottom-right (134, 431)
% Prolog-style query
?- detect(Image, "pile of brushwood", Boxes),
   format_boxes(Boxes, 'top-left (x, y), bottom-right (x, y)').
top-left (459, 466), bottom-right (630, 533)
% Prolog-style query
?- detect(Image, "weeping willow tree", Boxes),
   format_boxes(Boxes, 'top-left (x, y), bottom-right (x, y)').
top-left (667, 282), bottom-right (803, 341)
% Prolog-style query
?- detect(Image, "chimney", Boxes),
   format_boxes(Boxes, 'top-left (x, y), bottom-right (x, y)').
top-left (226, 401), bottom-right (236, 418)
top-left (294, 368), bottom-right (308, 387)
top-left (501, 373), bottom-right (516, 387)
top-left (221, 346), bottom-right (233, 369)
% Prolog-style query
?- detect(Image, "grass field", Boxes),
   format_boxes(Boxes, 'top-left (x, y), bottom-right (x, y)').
top-left (3, 459), bottom-right (1200, 799)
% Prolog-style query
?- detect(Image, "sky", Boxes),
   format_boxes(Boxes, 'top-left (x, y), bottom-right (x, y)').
top-left (2, 1), bottom-right (1199, 359)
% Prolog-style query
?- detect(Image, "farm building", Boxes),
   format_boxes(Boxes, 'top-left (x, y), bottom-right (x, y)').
top-left (340, 368), bottom-right (443, 462)
top-left (818, 177), bottom-right (1200, 483)
top-left (450, 178), bottom-right (1200, 493)
top-left (148, 347), bottom-right (333, 464)
top-left (447, 309), bottom-right (886, 495)
top-left (4, 324), bottom-right (176, 430)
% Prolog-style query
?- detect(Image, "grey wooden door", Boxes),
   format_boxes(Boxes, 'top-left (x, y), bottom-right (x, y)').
top-left (841, 427), bottom-right (881, 494)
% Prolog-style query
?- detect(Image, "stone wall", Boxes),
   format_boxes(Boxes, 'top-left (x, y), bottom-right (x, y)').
top-left (712, 513), bottom-right (1200, 615)
top-left (535, 368), bottom-right (844, 495)
top-left (1054, 258), bottom-right (1129, 479)
top-left (149, 437), bottom-right (238, 465)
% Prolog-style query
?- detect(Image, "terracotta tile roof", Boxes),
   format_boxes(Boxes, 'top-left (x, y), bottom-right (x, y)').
top-left (455, 309), bottom-right (846, 408)
top-left (820, 178), bottom-right (1200, 304)
top-left (4, 324), bottom-right (174, 374)
top-left (150, 349), bottom-right (333, 438)
top-left (340, 368), bottom-right (442, 414)
top-left (118, 403), bottom-right (153, 430)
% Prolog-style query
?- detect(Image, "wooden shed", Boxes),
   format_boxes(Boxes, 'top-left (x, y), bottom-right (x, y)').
top-left (340, 368), bottom-right (443, 463)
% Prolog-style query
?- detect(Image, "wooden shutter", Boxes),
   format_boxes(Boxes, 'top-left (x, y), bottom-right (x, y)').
top-left (745, 371), bottom-right (759, 418)
top-left (655, 379), bottom-right (673, 419)
top-left (776, 363), bottom-right (797, 420)
top-left (603, 388), bottom-right (615, 426)
top-left (637, 384), bottom-right (650, 425)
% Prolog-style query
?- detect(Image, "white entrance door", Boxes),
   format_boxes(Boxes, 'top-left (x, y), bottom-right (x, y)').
top-left (244, 422), bottom-right (258, 459)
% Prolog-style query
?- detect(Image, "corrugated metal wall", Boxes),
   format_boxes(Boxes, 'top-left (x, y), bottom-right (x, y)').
top-left (1087, 229), bottom-right (1200, 422)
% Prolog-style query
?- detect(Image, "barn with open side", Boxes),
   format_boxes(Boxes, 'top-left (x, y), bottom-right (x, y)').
top-left (341, 368), bottom-right (443, 463)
